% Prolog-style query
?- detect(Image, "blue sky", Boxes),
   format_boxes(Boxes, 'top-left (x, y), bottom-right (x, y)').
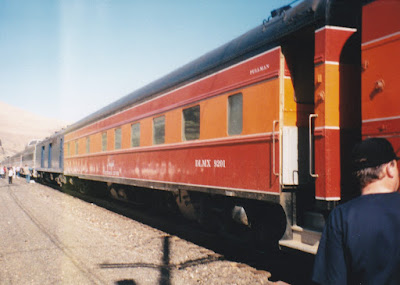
top-left (0, 0), bottom-right (290, 123)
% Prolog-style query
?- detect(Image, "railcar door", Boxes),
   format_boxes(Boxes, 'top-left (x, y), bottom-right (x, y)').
top-left (41, 146), bottom-right (45, 168)
top-left (48, 143), bottom-right (52, 168)
top-left (280, 29), bottom-right (315, 187)
top-left (278, 13), bottom-right (361, 253)
top-left (278, 27), bottom-right (320, 253)
top-left (59, 137), bottom-right (64, 169)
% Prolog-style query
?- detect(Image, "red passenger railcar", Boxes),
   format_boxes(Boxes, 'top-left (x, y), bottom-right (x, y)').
top-left (361, 0), bottom-right (400, 150)
top-left (61, 0), bottom-right (400, 253)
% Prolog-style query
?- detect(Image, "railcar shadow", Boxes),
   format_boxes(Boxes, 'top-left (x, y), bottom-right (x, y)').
top-left (102, 235), bottom-right (224, 285)
top-left (115, 280), bottom-right (136, 285)
top-left (160, 235), bottom-right (171, 285)
top-left (55, 184), bottom-right (314, 284)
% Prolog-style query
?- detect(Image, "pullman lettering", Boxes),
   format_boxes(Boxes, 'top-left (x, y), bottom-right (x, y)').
top-left (250, 63), bottom-right (270, 75)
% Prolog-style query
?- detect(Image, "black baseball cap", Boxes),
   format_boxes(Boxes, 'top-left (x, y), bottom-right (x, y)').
top-left (352, 138), bottom-right (400, 171)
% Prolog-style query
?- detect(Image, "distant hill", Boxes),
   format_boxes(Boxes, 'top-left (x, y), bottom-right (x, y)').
top-left (0, 101), bottom-right (70, 162)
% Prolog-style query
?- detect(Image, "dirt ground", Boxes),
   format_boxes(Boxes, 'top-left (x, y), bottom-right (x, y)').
top-left (0, 178), bottom-right (282, 284)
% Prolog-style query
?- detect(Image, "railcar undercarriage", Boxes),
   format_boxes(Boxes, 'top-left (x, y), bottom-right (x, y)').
top-left (61, 177), bottom-right (287, 250)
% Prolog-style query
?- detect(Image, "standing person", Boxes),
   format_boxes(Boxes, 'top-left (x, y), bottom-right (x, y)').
top-left (312, 138), bottom-right (400, 284)
top-left (8, 167), bottom-right (13, 184)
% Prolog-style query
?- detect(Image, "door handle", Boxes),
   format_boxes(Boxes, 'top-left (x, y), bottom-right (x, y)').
top-left (272, 120), bottom-right (279, 176)
top-left (309, 114), bottom-right (318, 178)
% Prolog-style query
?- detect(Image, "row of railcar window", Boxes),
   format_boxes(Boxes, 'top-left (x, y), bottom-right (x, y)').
top-left (66, 93), bottom-right (242, 156)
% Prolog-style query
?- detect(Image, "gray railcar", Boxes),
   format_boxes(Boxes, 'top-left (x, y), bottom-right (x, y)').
top-left (35, 130), bottom-right (65, 185)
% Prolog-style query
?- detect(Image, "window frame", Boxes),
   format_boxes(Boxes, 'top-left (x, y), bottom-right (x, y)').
top-left (153, 115), bottom-right (165, 145)
top-left (114, 128), bottom-right (122, 150)
top-left (182, 105), bottom-right (200, 141)
top-left (75, 140), bottom-right (79, 155)
top-left (228, 93), bottom-right (243, 136)
top-left (131, 122), bottom-right (140, 147)
top-left (86, 137), bottom-right (90, 154)
top-left (102, 132), bottom-right (107, 152)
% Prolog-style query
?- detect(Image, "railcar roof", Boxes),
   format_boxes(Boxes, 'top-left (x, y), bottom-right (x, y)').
top-left (66, 0), bottom-right (357, 133)
top-left (36, 129), bottom-right (66, 146)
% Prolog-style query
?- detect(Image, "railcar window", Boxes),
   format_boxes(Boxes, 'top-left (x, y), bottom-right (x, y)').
top-left (86, 137), bottom-right (90, 153)
top-left (131, 123), bottom-right (140, 147)
top-left (153, 116), bottom-right (165, 145)
top-left (48, 143), bottom-right (52, 168)
top-left (67, 143), bottom-right (70, 156)
top-left (75, 141), bottom-right (79, 155)
top-left (115, 128), bottom-right (122, 150)
top-left (102, 132), bottom-right (107, 151)
top-left (183, 105), bottom-right (200, 141)
top-left (228, 93), bottom-right (243, 135)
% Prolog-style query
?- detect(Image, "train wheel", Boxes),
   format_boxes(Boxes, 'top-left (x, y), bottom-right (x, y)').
top-left (197, 196), bottom-right (225, 232)
top-left (74, 179), bottom-right (90, 194)
top-left (117, 188), bottom-right (129, 201)
top-left (78, 184), bottom-right (90, 194)
top-left (109, 185), bottom-right (119, 199)
top-left (108, 185), bottom-right (129, 201)
top-left (249, 204), bottom-right (287, 251)
top-left (175, 190), bottom-right (200, 221)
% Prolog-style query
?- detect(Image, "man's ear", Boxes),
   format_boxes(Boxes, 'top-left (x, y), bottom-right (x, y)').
top-left (387, 160), bottom-right (397, 178)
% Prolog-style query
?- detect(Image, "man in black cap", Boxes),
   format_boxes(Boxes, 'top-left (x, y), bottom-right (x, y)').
top-left (312, 138), bottom-right (400, 284)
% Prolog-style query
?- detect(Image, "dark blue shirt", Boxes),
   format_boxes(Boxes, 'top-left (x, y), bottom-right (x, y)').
top-left (313, 192), bottom-right (400, 284)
